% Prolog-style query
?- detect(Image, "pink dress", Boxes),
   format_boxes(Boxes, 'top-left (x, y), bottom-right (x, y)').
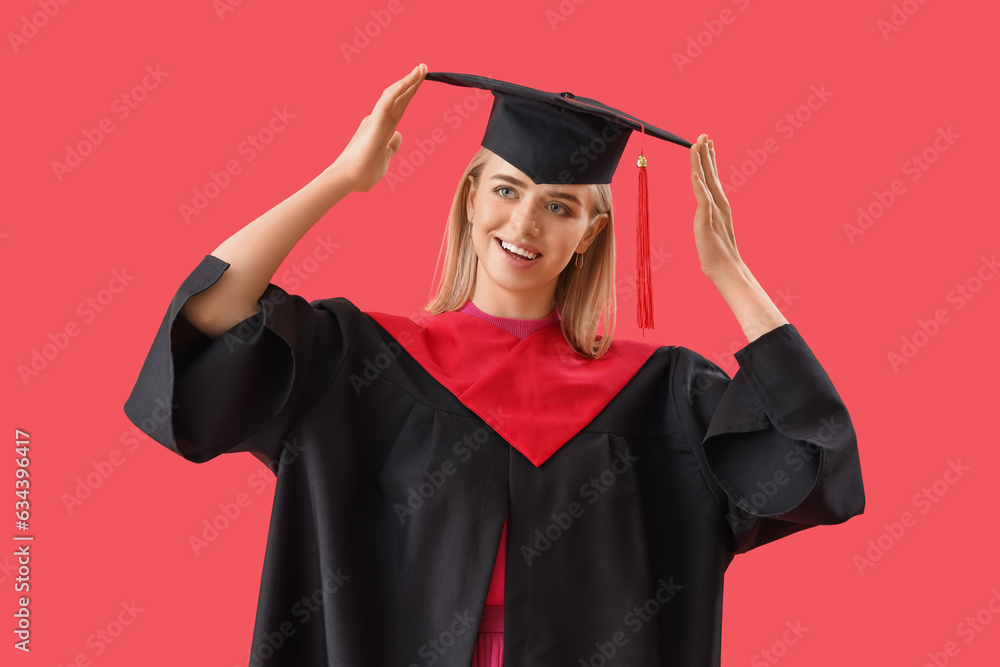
top-left (471, 519), bottom-right (506, 666)
top-left (458, 300), bottom-right (561, 667)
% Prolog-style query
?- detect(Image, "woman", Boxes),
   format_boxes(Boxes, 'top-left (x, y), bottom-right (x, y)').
top-left (125, 64), bottom-right (865, 665)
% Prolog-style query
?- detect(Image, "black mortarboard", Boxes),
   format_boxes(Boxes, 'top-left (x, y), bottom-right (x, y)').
top-left (424, 71), bottom-right (693, 331)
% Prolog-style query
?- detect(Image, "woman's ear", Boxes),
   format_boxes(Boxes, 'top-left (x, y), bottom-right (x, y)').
top-left (576, 212), bottom-right (609, 253)
top-left (466, 174), bottom-right (478, 221)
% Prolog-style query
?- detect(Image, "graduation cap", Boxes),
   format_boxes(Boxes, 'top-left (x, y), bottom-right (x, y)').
top-left (423, 71), bottom-right (694, 332)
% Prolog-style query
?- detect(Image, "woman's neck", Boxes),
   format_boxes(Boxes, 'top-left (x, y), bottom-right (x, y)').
top-left (467, 287), bottom-right (557, 320)
top-left (460, 299), bottom-right (560, 339)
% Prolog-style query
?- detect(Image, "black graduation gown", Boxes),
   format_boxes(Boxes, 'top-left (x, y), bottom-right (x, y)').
top-left (123, 254), bottom-right (865, 666)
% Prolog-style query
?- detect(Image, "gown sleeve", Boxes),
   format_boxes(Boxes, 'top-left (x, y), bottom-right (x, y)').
top-left (123, 254), bottom-right (352, 471)
top-left (672, 323), bottom-right (865, 554)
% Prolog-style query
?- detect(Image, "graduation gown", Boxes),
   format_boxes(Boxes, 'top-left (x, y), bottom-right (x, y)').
top-left (123, 254), bottom-right (865, 666)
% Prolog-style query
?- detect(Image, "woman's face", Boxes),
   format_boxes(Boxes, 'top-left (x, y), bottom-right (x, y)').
top-left (466, 153), bottom-right (608, 315)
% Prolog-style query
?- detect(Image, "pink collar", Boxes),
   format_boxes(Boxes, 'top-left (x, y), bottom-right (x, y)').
top-left (458, 299), bottom-right (560, 339)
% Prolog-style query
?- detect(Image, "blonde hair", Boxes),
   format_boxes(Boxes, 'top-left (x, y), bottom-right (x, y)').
top-left (425, 146), bottom-right (617, 359)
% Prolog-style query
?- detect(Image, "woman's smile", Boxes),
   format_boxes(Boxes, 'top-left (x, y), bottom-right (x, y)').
top-left (495, 237), bottom-right (542, 268)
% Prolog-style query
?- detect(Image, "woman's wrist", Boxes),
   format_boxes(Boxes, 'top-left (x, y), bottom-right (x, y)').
top-left (705, 259), bottom-right (751, 288)
top-left (711, 262), bottom-right (789, 343)
top-left (317, 161), bottom-right (360, 199)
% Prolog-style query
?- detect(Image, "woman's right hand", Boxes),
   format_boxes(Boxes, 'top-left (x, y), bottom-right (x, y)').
top-left (331, 63), bottom-right (427, 193)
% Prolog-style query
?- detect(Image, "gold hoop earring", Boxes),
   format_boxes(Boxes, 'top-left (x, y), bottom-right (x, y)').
top-left (575, 252), bottom-right (583, 268)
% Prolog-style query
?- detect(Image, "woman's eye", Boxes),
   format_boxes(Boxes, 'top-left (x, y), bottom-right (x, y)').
top-left (493, 186), bottom-right (569, 215)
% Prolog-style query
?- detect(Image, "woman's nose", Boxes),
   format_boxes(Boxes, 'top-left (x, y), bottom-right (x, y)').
top-left (510, 202), bottom-right (539, 235)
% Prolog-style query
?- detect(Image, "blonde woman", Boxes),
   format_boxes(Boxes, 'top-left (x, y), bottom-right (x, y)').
top-left (125, 64), bottom-right (865, 666)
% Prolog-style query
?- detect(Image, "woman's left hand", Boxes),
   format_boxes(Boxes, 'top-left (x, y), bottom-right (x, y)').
top-left (689, 133), bottom-right (789, 343)
top-left (690, 134), bottom-right (743, 283)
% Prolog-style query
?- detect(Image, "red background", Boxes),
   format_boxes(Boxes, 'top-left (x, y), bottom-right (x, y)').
top-left (4, 0), bottom-right (998, 665)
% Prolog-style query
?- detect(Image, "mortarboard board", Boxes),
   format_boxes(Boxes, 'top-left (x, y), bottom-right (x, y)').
top-left (423, 71), bottom-right (694, 332)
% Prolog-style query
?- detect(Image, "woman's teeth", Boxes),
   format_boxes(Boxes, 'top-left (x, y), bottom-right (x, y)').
top-left (499, 239), bottom-right (538, 260)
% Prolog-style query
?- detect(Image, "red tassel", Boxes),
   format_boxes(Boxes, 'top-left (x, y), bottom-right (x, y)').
top-left (636, 153), bottom-right (653, 333)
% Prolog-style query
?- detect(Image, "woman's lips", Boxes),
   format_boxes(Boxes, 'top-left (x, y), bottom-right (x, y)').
top-left (497, 237), bottom-right (542, 256)
top-left (496, 237), bottom-right (541, 267)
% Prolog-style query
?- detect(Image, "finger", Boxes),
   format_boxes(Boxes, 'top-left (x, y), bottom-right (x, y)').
top-left (706, 140), bottom-right (731, 213)
top-left (387, 63), bottom-right (425, 100)
top-left (691, 138), bottom-right (716, 210)
top-left (707, 139), bottom-right (719, 180)
top-left (375, 66), bottom-right (418, 110)
top-left (387, 78), bottom-right (425, 124)
top-left (690, 145), bottom-right (711, 208)
top-left (699, 139), bottom-right (728, 207)
top-left (689, 134), bottom-right (709, 189)
top-left (387, 130), bottom-right (402, 157)
top-left (698, 140), bottom-right (713, 186)
top-left (707, 139), bottom-right (726, 196)
top-left (373, 64), bottom-right (425, 123)
top-left (370, 67), bottom-right (425, 148)
top-left (691, 170), bottom-right (709, 210)
top-left (703, 140), bottom-right (735, 242)
top-left (386, 63), bottom-right (427, 120)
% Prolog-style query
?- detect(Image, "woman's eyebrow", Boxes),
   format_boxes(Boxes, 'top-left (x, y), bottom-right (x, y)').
top-left (490, 173), bottom-right (583, 206)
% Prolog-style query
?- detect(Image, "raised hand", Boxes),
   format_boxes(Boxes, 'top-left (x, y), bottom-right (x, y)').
top-left (332, 63), bottom-right (427, 193)
top-left (690, 134), bottom-right (743, 284)
top-left (689, 134), bottom-right (789, 342)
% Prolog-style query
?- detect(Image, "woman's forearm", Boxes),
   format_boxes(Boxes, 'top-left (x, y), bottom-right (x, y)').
top-left (181, 164), bottom-right (355, 338)
top-left (712, 262), bottom-right (790, 344)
